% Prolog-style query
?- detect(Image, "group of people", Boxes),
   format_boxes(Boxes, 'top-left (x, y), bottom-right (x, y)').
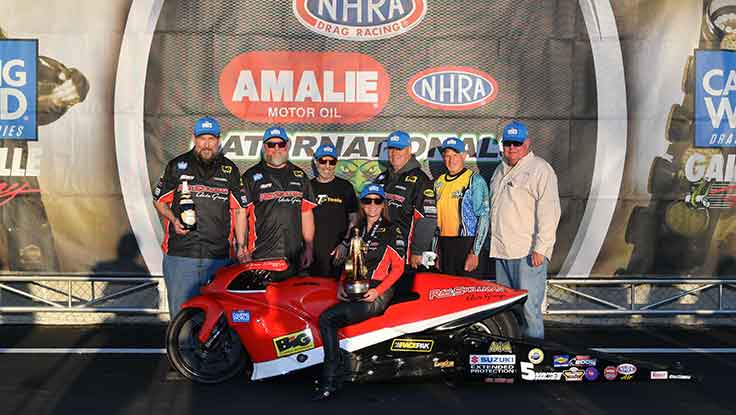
top-left (153, 116), bottom-right (561, 398)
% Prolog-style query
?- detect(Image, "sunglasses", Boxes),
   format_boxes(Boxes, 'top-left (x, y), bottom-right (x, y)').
top-left (317, 158), bottom-right (337, 166)
top-left (264, 141), bottom-right (287, 149)
top-left (502, 141), bottom-right (524, 148)
top-left (360, 197), bottom-right (384, 205)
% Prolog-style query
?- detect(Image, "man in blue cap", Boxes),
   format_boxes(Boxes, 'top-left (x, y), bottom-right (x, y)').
top-left (310, 144), bottom-right (359, 277)
top-left (489, 120), bottom-right (561, 339)
top-left (375, 130), bottom-right (436, 268)
top-left (434, 137), bottom-right (489, 277)
top-left (241, 126), bottom-right (317, 280)
top-left (153, 116), bottom-right (248, 317)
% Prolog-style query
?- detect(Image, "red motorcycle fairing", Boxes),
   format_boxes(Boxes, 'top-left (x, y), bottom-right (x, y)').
top-left (181, 261), bottom-right (527, 381)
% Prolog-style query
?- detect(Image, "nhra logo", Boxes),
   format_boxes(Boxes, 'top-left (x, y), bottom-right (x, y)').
top-left (390, 338), bottom-right (434, 352)
top-left (293, 0), bottom-right (427, 41)
top-left (0, 39), bottom-right (37, 140)
top-left (407, 66), bottom-right (498, 111)
top-left (219, 51), bottom-right (390, 124)
top-left (695, 50), bottom-right (736, 147)
top-left (273, 328), bottom-right (315, 357)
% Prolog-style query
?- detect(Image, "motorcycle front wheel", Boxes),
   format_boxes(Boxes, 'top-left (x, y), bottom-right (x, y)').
top-left (469, 311), bottom-right (522, 339)
top-left (167, 308), bottom-right (249, 384)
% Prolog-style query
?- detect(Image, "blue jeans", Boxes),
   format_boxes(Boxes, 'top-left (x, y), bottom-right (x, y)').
top-left (495, 256), bottom-right (548, 339)
top-left (162, 255), bottom-right (230, 318)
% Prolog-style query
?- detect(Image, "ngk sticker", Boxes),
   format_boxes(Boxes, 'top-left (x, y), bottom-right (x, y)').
top-left (219, 51), bottom-right (390, 124)
top-left (293, 0), bottom-right (427, 41)
top-left (407, 66), bottom-right (498, 111)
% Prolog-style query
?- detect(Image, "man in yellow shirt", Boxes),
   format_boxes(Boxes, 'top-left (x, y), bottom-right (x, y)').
top-left (434, 138), bottom-right (489, 276)
top-left (489, 121), bottom-right (561, 339)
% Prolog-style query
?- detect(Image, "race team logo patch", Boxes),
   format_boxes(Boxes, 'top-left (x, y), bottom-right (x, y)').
top-left (292, 0), bottom-right (427, 41)
top-left (0, 39), bottom-right (37, 140)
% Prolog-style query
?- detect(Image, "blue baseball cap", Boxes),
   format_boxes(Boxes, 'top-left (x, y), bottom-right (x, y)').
top-left (263, 126), bottom-right (289, 142)
top-left (440, 137), bottom-right (465, 153)
top-left (193, 116), bottom-right (221, 137)
top-left (359, 183), bottom-right (385, 199)
top-left (314, 144), bottom-right (338, 160)
top-left (502, 120), bottom-right (528, 143)
top-left (386, 130), bottom-right (411, 149)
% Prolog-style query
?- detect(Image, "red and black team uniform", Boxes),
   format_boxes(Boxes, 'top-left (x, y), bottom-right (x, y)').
top-left (153, 151), bottom-right (246, 258)
top-left (319, 216), bottom-right (405, 384)
top-left (375, 157), bottom-right (437, 261)
top-left (241, 161), bottom-right (316, 278)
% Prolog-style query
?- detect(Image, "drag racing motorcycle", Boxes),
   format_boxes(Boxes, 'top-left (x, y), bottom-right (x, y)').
top-left (167, 259), bottom-right (694, 385)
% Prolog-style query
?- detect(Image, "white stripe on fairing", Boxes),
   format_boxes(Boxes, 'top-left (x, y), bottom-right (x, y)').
top-left (0, 348), bottom-right (166, 354)
top-left (250, 293), bottom-right (527, 380)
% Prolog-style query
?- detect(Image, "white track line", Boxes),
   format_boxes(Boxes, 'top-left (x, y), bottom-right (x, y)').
top-left (0, 348), bottom-right (166, 354)
top-left (0, 347), bottom-right (735, 354)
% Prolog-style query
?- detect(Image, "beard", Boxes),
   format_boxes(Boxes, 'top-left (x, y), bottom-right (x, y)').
top-left (264, 152), bottom-right (288, 167)
top-left (194, 147), bottom-right (219, 167)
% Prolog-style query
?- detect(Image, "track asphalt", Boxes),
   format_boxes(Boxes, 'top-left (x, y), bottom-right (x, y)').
top-left (0, 325), bottom-right (734, 415)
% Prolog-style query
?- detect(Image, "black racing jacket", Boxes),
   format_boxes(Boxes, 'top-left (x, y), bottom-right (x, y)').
top-left (345, 217), bottom-right (405, 296)
top-left (241, 161), bottom-right (316, 264)
top-left (375, 156), bottom-right (437, 259)
top-left (153, 151), bottom-right (246, 259)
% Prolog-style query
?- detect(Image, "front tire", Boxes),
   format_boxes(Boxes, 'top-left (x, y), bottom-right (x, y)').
top-left (469, 311), bottom-right (521, 339)
top-left (166, 308), bottom-right (249, 384)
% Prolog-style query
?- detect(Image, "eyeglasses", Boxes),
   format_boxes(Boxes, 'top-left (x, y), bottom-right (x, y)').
top-left (317, 158), bottom-right (337, 166)
top-left (360, 197), bottom-right (384, 205)
top-left (502, 141), bottom-right (524, 148)
top-left (264, 141), bottom-right (287, 149)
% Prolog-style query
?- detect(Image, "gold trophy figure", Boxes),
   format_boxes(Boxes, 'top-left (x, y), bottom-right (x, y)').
top-left (342, 228), bottom-right (370, 300)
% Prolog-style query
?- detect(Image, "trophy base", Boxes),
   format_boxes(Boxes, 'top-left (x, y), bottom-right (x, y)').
top-left (343, 281), bottom-right (370, 301)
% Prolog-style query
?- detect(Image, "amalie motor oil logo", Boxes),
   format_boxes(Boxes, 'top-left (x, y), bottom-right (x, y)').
top-left (293, 0), bottom-right (427, 41)
top-left (407, 66), bottom-right (498, 111)
top-left (219, 51), bottom-right (390, 124)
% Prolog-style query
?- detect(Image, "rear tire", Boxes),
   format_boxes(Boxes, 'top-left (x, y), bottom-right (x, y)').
top-left (166, 308), bottom-right (249, 384)
top-left (469, 311), bottom-right (521, 339)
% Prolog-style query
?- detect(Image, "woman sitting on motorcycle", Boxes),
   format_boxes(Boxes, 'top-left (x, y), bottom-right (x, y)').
top-left (315, 183), bottom-right (406, 400)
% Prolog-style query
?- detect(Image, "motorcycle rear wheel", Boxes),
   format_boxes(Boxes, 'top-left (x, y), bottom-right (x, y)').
top-left (167, 308), bottom-right (249, 384)
top-left (470, 311), bottom-right (521, 339)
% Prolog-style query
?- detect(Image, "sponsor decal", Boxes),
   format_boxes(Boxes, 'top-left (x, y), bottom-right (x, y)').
top-left (253, 173), bottom-right (263, 181)
top-left (571, 355), bottom-right (597, 367)
top-left (260, 183), bottom-right (272, 189)
top-left (273, 328), bottom-right (315, 357)
top-left (404, 175), bottom-right (417, 183)
top-left (221, 165), bottom-right (232, 174)
top-left (695, 50), bottom-right (736, 147)
top-left (407, 66), bottom-right (498, 111)
top-left (650, 371), bottom-right (668, 380)
top-left (423, 188), bottom-right (434, 197)
top-left (293, 0), bottom-right (427, 41)
top-left (0, 39), bottom-right (37, 140)
top-left (0, 143), bottom-right (42, 206)
top-left (668, 374), bottom-right (692, 380)
top-left (620, 374), bottom-right (634, 381)
top-left (428, 285), bottom-right (505, 300)
top-left (584, 367), bottom-right (599, 381)
top-left (214, 177), bottom-right (227, 182)
top-left (433, 360), bottom-right (455, 369)
top-left (177, 161), bottom-right (188, 170)
top-left (293, 170), bottom-right (304, 177)
top-left (390, 338), bottom-right (434, 352)
top-left (469, 355), bottom-right (516, 365)
top-left (553, 355), bottom-right (570, 368)
top-left (179, 175), bottom-right (195, 180)
top-left (488, 341), bottom-right (513, 354)
top-left (563, 367), bottom-right (584, 382)
top-left (520, 362), bottom-right (563, 381)
top-left (528, 348), bottom-right (544, 365)
top-left (617, 363), bottom-right (637, 376)
top-left (219, 51), bottom-right (390, 125)
top-left (484, 377), bottom-right (514, 384)
top-left (231, 310), bottom-right (251, 323)
top-left (604, 366), bottom-right (617, 381)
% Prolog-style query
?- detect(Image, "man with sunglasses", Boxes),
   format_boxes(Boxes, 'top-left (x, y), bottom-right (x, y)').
top-left (310, 144), bottom-right (359, 277)
top-left (241, 127), bottom-right (317, 280)
top-left (489, 120), bottom-right (561, 339)
top-left (434, 138), bottom-right (489, 277)
top-left (375, 131), bottom-right (437, 268)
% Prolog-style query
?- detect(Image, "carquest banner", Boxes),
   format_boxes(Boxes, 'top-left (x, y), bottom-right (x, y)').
top-left (2, 0), bottom-right (735, 286)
